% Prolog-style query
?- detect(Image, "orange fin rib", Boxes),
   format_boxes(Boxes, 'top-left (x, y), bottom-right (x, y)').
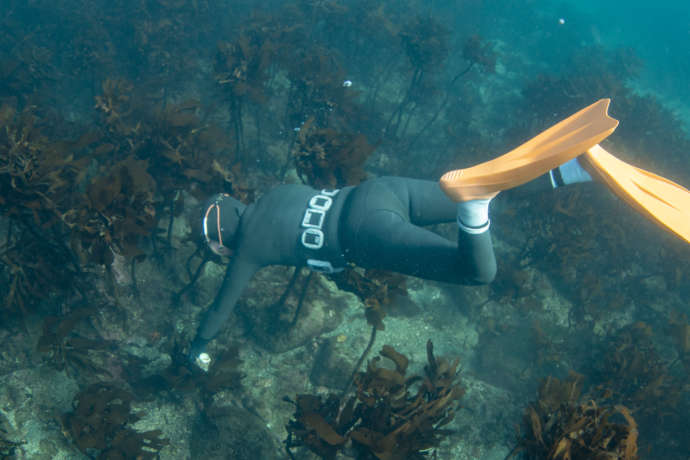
top-left (440, 99), bottom-right (619, 201)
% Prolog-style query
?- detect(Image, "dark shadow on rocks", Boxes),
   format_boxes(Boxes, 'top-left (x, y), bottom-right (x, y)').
top-left (190, 405), bottom-right (283, 460)
top-left (309, 336), bottom-right (352, 389)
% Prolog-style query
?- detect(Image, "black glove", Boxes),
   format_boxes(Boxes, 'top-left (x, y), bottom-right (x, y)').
top-left (188, 335), bottom-right (210, 364)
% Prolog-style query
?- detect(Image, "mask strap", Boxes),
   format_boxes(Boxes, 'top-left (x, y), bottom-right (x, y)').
top-left (203, 201), bottom-right (225, 250)
top-left (215, 203), bottom-right (224, 248)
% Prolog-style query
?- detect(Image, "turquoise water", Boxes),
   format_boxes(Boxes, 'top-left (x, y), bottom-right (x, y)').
top-left (568, 1), bottom-right (689, 116)
top-left (481, 0), bottom-right (690, 122)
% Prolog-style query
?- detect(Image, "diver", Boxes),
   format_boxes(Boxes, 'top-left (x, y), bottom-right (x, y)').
top-left (188, 99), bottom-right (690, 368)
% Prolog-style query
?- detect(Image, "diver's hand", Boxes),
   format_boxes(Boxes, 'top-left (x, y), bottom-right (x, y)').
top-left (188, 336), bottom-right (212, 371)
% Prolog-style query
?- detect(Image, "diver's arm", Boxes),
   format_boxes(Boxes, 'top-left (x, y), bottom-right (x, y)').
top-left (190, 257), bottom-right (259, 358)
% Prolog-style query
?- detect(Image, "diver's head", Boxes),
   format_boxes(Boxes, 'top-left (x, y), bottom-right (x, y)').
top-left (201, 193), bottom-right (246, 256)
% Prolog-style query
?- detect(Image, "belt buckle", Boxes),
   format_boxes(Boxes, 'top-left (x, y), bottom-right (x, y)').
top-left (301, 228), bottom-right (324, 249)
top-left (302, 208), bottom-right (325, 228)
top-left (307, 258), bottom-right (343, 274)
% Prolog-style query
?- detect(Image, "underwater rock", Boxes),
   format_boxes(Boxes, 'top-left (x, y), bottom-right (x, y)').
top-left (0, 367), bottom-right (82, 459)
top-left (308, 336), bottom-right (352, 389)
top-left (110, 248), bottom-right (132, 286)
top-left (474, 319), bottom-right (540, 394)
top-left (190, 405), bottom-right (282, 460)
top-left (384, 292), bottom-right (422, 317)
top-left (236, 266), bottom-right (358, 353)
top-left (432, 281), bottom-right (491, 315)
top-left (454, 377), bottom-right (517, 457)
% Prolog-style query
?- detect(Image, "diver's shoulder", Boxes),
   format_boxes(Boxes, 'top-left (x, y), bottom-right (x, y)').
top-left (259, 183), bottom-right (315, 201)
top-left (241, 183), bottom-right (313, 223)
top-left (272, 183), bottom-right (315, 193)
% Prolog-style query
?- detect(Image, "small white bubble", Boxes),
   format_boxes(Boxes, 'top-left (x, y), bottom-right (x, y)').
top-left (558, 18), bottom-right (565, 25)
top-left (342, 80), bottom-right (353, 87)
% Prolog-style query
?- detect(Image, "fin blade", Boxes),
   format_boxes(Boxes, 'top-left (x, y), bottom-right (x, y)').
top-left (441, 99), bottom-right (619, 201)
top-left (583, 145), bottom-right (690, 244)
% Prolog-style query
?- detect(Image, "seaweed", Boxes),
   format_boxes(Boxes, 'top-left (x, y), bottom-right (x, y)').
top-left (84, 77), bottom-right (250, 263)
top-left (0, 103), bottom-right (85, 227)
top-left (82, 155), bottom-right (157, 260)
top-left (149, 99), bottom-right (245, 202)
top-left (384, 15), bottom-right (449, 139)
top-left (214, 17), bottom-right (294, 162)
top-left (592, 322), bottom-right (687, 423)
top-left (285, 340), bottom-right (464, 459)
top-left (0, 429), bottom-right (23, 460)
top-left (60, 383), bottom-right (168, 459)
top-left (94, 78), bottom-right (246, 202)
top-left (215, 28), bottom-right (277, 104)
top-left (281, 43), bottom-right (356, 131)
top-left (0, 102), bottom-right (94, 314)
top-left (37, 307), bottom-right (117, 380)
top-left (330, 267), bottom-right (408, 330)
top-left (293, 117), bottom-right (376, 189)
top-left (554, 321), bottom-right (690, 458)
top-left (406, 34), bottom-right (496, 155)
top-left (0, 410), bottom-right (24, 459)
top-left (0, 226), bottom-right (79, 317)
top-left (509, 372), bottom-right (639, 460)
top-left (668, 311), bottom-right (690, 372)
top-left (0, 74), bottom-right (251, 320)
top-left (461, 34), bottom-right (497, 74)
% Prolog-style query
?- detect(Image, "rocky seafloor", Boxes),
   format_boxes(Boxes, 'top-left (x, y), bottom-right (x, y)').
top-left (1, 172), bottom-right (688, 459)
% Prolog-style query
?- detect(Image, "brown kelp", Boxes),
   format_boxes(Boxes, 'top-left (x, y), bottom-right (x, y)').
top-left (0, 103), bottom-right (86, 314)
top-left (586, 322), bottom-right (689, 455)
top-left (331, 267), bottom-right (408, 331)
top-left (509, 372), bottom-right (639, 460)
top-left (384, 15), bottom-right (449, 140)
top-left (61, 383), bottom-right (168, 459)
top-left (293, 118), bottom-right (375, 189)
top-left (285, 340), bottom-right (463, 459)
top-left (37, 307), bottom-right (117, 381)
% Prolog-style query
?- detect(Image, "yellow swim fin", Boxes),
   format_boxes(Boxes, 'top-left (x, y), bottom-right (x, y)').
top-left (582, 144), bottom-right (690, 244)
top-left (440, 99), bottom-right (619, 201)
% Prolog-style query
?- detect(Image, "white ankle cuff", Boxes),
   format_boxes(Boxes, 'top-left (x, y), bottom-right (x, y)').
top-left (458, 218), bottom-right (490, 234)
top-left (457, 198), bottom-right (491, 228)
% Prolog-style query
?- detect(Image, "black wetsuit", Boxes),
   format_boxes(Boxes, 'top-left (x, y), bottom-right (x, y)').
top-left (195, 176), bottom-right (496, 344)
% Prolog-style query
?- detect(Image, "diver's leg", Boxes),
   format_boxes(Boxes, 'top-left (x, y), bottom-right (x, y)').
top-left (374, 176), bottom-right (457, 225)
top-left (371, 177), bottom-right (497, 283)
top-left (346, 208), bottom-right (496, 285)
top-left (376, 169), bottom-right (591, 227)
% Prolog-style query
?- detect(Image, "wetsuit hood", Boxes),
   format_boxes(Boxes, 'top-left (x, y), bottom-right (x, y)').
top-left (202, 193), bottom-right (246, 254)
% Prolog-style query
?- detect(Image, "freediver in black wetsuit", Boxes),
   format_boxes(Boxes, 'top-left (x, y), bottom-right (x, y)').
top-left (188, 99), bottom-right (690, 367)
top-left (188, 173), bottom-right (554, 366)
